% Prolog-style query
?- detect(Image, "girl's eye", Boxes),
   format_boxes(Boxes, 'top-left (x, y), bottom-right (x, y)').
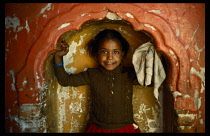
top-left (114, 51), bottom-right (119, 54)
top-left (101, 50), bottom-right (107, 54)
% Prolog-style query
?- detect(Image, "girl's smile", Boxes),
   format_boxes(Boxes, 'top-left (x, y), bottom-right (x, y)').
top-left (97, 39), bottom-right (124, 71)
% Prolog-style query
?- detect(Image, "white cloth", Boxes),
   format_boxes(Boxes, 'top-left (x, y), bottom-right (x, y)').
top-left (132, 42), bottom-right (166, 103)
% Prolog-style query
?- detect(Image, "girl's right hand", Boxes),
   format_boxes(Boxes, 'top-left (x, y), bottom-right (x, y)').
top-left (55, 39), bottom-right (69, 57)
top-left (54, 39), bottom-right (69, 64)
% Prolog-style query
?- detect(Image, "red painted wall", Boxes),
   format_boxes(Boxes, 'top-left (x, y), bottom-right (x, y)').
top-left (5, 3), bottom-right (205, 133)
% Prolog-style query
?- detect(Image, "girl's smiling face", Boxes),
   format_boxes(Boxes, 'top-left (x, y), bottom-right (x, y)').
top-left (97, 39), bottom-right (124, 71)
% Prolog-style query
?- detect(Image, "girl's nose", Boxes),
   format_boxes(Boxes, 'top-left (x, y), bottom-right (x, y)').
top-left (107, 52), bottom-right (113, 59)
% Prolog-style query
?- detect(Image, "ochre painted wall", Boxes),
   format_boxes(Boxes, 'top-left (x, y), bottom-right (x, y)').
top-left (5, 3), bottom-right (205, 133)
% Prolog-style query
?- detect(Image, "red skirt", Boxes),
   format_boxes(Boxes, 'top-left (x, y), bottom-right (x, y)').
top-left (86, 122), bottom-right (141, 133)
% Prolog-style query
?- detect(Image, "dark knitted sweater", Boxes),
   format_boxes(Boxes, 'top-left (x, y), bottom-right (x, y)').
top-left (53, 63), bottom-right (140, 130)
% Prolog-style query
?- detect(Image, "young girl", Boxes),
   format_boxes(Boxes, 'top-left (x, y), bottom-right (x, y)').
top-left (53, 29), bottom-right (141, 133)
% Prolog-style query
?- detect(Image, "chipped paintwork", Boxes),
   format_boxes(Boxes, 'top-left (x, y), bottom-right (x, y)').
top-left (176, 29), bottom-right (180, 37)
top-left (173, 91), bottom-right (182, 101)
top-left (148, 10), bottom-right (163, 14)
top-left (133, 85), bottom-right (161, 133)
top-left (106, 12), bottom-right (122, 20)
top-left (79, 48), bottom-right (86, 54)
top-left (178, 113), bottom-right (197, 120)
top-left (8, 103), bottom-right (47, 132)
top-left (5, 16), bottom-right (20, 32)
top-left (185, 44), bottom-right (190, 50)
top-left (57, 23), bottom-right (71, 30)
top-left (37, 81), bottom-right (48, 91)
top-left (18, 20), bottom-right (30, 33)
top-left (183, 94), bottom-right (190, 98)
top-left (125, 13), bottom-right (134, 18)
top-left (169, 49), bottom-right (177, 59)
top-left (81, 13), bottom-right (88, 17)
top-left (190, 67), bottom-right (205, 83)
top-left (144, 24), bottom-right (156, 31)
top-left (194, 90), bottom-right (202, 109)
top-left (40, 3), bottom-right (52, 14)
top-left (9, 70), bottom-right (16, 91)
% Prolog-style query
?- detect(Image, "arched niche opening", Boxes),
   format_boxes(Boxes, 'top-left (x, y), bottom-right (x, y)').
top-left (43, 19), bottom-right (177, 133)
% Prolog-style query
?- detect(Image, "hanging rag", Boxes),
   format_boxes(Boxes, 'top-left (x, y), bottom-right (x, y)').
top-left (132, 42), bottom-right (166, 103)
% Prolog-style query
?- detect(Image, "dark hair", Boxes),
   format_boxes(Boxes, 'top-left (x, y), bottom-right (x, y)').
top-left (86, 29), bottom-right (129, 59)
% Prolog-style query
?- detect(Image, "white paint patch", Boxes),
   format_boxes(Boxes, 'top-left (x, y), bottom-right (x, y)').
top-left (66, 67), bottom-right (77, 74)
top-left (170, 86), bottom-right (173, 91)
top-left (14, 103), bottom-right (47, 132)
top-left (63, 34), bottom-right (86, 68)
top-left (37, 81), bottom-right (48, 91)
top-left (5, 15), bottom-right (30, 36)
top-left (18, 88), bottom-right (23, 91)
top-left (136, 103), bottom-right (161, 132)
top-left (194, 89), bottom-right (202, 109)
top-left (17, 26), bottom-right (23, 32)
top-left (144, 24), bottom-right (156, 31)
top-left (25, 19), bottom-right (30, 33)
top-left (69, 101), bottom-right (83, 113)
top-left (79, 48), bottom-right (86, 54)
top-left (17, 19), bottom-right (30, 33)
top-left (40, 3), bottom-right (52, 14)
top-left (22, 79), bottom-right (28, 86)
top-left (185, 44), bottom-right (190, 50)
top-left (178, 113), bottom-right (197, 120)
top-left (200, 119), bottom-right (203, 124)
top-left (106, 12), bottom-right (122, 20)
top-left (5, 16), bottom-right (20, 32)
top-left (36, 72), bottom-right (40, 79)
top-left (13, 34), bottom-right (17, 40)
top-left (172, 91), bottom-right (182, 101)
top-left (57, 84), bottom-right (68, 132)
top-left (84, 68), bottom-right (88, 71)
top-left (169, 49), bottom-right (175, 55)
top-left (183, 94), bottom-right (190, 98)
top-left (179, 126), bottom-right (185, 130)
top-left (119, 26), bottom-right (132, 36)
top-left (200, 82), bottom-right (205, 93)
top-left (173, 91), bottom-right (182, 97)
top-left (190, 67), bottom-right (205, 82)
top-left (148, 10), bottom-right (163, 14)
top-left (195, 44), bottom-right (204, 53)
top-left (81, 13), bottom-right (88, 17)
top-left (9, 70), bottom-right (16, 91)
top-left (176, 29), bottom-right (180, 37)
top-left (125, 13), bottom-right (134, 18)
top-left (57, 23), bottom-right (71, 30)
top-left (43, 14), bottom-right (48, 18)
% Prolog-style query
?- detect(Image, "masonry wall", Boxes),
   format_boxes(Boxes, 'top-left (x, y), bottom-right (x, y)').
top-left (5, 3), bottom-right (205, 133)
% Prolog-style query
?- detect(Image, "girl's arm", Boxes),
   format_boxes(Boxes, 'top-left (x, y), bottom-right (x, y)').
top-left (53, 39), bottom-right (91, 87)
top-left (53, 64), bottom-right (91, 87)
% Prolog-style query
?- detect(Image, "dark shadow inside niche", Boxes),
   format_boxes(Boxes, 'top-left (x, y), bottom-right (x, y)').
top-left (160, 53), bottom-right (178, 133)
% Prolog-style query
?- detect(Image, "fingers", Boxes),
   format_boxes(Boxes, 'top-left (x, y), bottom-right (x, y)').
top-left (63, 46), bottom-right (69, 53)
top-left (57, 39), bottom-right (69, 55)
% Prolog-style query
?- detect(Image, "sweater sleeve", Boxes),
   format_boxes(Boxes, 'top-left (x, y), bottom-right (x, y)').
top-left (53, 65), bottom-right (91, 87)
